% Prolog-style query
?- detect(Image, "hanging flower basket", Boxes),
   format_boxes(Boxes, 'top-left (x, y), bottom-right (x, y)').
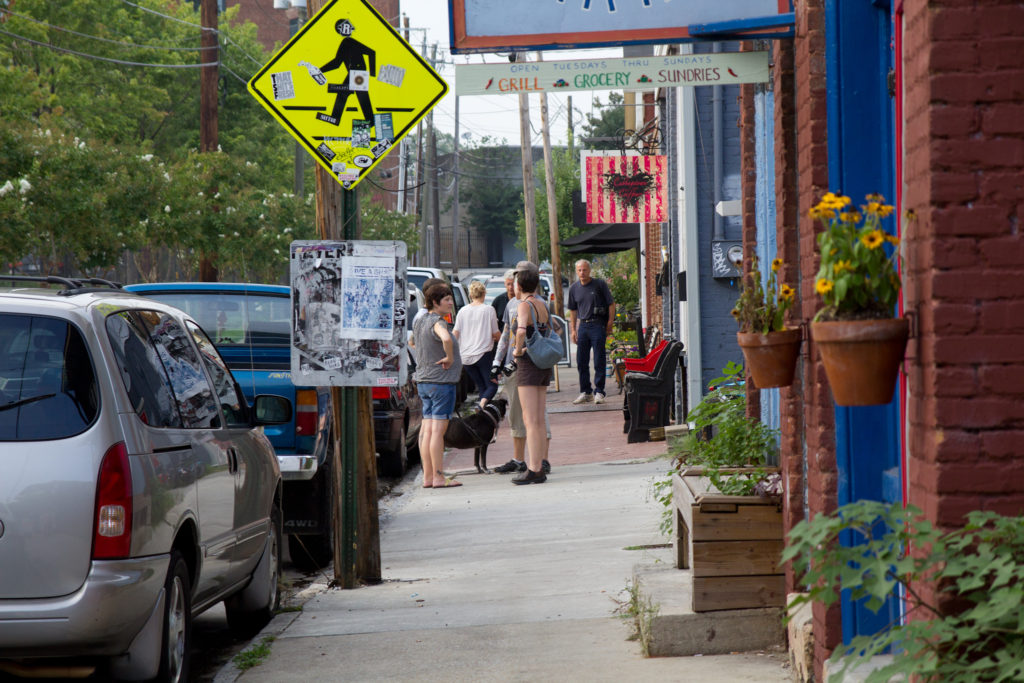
top-left (811, 318), bottom-right (909, 406)
top-left (736, 328), bottom-right (801, 388)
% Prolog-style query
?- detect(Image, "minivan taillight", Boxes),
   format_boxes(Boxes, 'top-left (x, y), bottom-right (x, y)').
top-left (93, 442), bottom-right (132, 560)
top-left (296, 389), bottom-right (317, 436)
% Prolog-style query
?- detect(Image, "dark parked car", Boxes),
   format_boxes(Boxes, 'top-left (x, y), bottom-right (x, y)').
top-left (0, 276), bottom-right (289, 682)
top-left (125, 283), bottom-right (422, 570)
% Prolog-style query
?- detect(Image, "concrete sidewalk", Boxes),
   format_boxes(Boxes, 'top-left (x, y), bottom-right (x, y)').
top-left (220, 363), bottom-right (791, 682)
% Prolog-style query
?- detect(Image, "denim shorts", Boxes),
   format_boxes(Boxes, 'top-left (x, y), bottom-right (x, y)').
top-left (419, 382), bottom-right (456, 419)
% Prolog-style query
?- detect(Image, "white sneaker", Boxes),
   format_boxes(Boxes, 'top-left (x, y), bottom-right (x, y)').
top-left (594, 392), bottom-right (606, 405)
top-left (572, 392), bottom-right (593, 405)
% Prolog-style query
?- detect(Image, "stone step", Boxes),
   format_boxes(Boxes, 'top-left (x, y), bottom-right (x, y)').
top-left (633, 561), bottom-right (785, 657)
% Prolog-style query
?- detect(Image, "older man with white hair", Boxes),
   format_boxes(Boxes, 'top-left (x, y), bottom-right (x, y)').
top-left (567, 259), bottom-right (615, 405)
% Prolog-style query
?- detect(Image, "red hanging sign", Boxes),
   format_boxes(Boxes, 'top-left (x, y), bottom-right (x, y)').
top-left (585, 155), bottom-right (668, 224)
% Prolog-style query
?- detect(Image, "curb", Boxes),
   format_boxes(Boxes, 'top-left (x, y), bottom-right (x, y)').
top-left (212, 580), bottom-right (330, 683)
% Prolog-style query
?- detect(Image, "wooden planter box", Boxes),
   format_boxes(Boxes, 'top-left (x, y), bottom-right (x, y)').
top-left (673, 467), bottom-right (785, 612)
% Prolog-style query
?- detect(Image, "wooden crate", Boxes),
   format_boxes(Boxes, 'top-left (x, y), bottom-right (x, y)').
top-left (673, 467), bottom-right (785, 612)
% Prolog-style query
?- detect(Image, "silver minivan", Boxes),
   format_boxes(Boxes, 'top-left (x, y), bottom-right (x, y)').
top-left (0, 277), bottom-right (289, 682)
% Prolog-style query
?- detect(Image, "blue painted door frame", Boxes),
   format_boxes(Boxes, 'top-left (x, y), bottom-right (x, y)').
top-left (825, 0), bottom-right (902, 644)
top-left (754, 89), bottom-right (780, 434)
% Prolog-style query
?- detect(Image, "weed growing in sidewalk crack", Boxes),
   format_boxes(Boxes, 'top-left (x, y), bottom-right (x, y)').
top-left (233, 635), bottom-right (275, 671)
top-left (612, 579), bottom-right (659, 656)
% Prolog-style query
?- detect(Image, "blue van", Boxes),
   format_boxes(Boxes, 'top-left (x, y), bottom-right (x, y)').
top-left (126, 282), bottom-right (421, 570)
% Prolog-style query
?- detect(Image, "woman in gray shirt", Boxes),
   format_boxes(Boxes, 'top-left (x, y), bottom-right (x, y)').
top-left (413, 283), bottom-right (463, 488)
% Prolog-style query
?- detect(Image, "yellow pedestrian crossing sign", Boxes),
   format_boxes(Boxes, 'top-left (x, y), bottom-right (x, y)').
top-left (248, 0), bottom-right (448, 189)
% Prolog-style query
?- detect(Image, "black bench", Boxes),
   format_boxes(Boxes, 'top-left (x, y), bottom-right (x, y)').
top-left (622, 339), bottom-right (684, 443)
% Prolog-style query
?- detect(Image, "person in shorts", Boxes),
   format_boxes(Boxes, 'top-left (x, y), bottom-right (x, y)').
top-left (490, 272), bottom-right (552, 476)
top-left (509, 261), bottom-right (556, 485)
top-left (412, 283), bottom-right (463, 489)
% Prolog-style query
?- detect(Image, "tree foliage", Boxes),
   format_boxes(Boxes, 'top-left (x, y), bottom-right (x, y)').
top-left (515, 145), bottom-right (579, 275)
top-left (460, 141), bottom-right (523, 237)
top-left (580, 92), bottom-right (625, 150)
top-left (0, 0), bottom-right (335, 281)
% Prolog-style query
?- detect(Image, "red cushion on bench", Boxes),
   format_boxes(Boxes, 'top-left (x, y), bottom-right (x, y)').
top-left (622, 339), bottom-right (668, 374)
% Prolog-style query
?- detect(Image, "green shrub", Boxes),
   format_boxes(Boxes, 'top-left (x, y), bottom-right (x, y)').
top-left (783, 501), bottom-right (1024, 682)
top-left (680, 361), bottom-right (778, 497)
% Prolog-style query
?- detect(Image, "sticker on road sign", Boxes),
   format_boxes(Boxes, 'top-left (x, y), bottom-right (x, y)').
top-left (247, 0), bottom-right (448, 190)
top-left (271, 72), bottom-right (295, 100)
top-left (378, 64), bottom-right (405, 87)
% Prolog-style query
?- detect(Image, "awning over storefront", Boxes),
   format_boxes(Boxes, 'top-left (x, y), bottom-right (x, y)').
top-left (563, 190), bottom-right (640, 255)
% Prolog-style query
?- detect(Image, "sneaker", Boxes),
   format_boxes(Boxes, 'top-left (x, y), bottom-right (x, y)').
top-left (594, 392), bottom-right (606, 405)
top-left (512, 469), bottom-right (547, 485)
top-left (572, 392), bottom-right (593, 405)
top-left (541, 459), bottom-right (551, 474)
top-left (494, 459), bottom-right (526, 474)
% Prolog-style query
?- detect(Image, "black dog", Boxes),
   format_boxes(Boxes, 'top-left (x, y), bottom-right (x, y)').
top-left (443, 397), bottom-right (508, 473)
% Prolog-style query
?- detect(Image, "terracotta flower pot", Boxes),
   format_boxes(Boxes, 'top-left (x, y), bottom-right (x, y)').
top-left (737, 328), bottom-right (802, 388)
top-left (811, 318), bottom-right (909, 406)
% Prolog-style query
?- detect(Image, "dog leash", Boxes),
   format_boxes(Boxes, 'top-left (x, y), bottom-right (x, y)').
top-left (455, 403), bottom-right (501, 445)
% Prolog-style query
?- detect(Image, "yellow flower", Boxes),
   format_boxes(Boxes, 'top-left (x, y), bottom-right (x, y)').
top-left (834, 259), bottom-right (853, 274)
top-left (861, 230), bottom-right (885, 250)
top-left (840, 211), bottom-right (862, 224)
top-left (771, 258), bottom-right (783, 273)
top-left (779, 284), bottom-right (795, 301)
top-left (816, 278), bottom-right (834, 295)
top-left (886, 234), bottom-right (900, 246)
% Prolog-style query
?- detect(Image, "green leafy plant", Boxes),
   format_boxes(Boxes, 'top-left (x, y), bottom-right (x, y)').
top-left (811, 192), bottom-right (901, 321)
top-left (652, 362), bottom-right (780, 535)
top-left (732, 256), bottom-right (795, 334)
top-left (678, 361), bottom-right (779, 497)
top-left (613, 578), bottom-right (660, 656)
top-left (606, 328), bottom-right (640, 361)
top-left (783, 501), bottom-right (1024, 682)
top-left (233, 635), bottom-right (276, 671)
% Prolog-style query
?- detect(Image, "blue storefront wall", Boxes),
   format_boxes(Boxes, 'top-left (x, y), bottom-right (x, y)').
top-left (825, 0), bottom-right (903, 644)
top-left (694, 41), bottom-right (745, 395)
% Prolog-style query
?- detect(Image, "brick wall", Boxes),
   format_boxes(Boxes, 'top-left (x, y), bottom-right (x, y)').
top-left (901, 0), bottom-right (1024, 609)
top-left (788, 0), bottom-right (841, 677)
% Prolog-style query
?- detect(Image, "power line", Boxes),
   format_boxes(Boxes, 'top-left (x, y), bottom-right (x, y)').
top-left (0, 7), bottom-right (214, 51)
top-left (118, 0), bottom-right (211, 31)
top-left (0, 28), bottom-right (217, 68)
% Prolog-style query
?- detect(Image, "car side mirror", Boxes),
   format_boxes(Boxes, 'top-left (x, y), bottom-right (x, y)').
top-left (252, 394), bottom-right (292, 425)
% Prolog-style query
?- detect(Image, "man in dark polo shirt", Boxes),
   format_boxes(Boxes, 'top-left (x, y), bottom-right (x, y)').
top-left (566, 259), bottom-right (615, 405)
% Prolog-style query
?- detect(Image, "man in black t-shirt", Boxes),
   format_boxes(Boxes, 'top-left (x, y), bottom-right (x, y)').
top-left (566, 259), bottom-right (615, 405)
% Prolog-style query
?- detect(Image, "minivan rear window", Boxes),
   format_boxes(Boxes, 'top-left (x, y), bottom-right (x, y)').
top-left (140, 292), bottom-right (291, 347)
top-left (0, 315), bottom-right (99, 441)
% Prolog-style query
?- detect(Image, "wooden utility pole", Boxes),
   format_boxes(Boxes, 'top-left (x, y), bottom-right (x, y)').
top-left (428, 45), bottom-right (441, 268)
top-left (415, 37), bottom-right (427, 264)
top-left (518, 87), bottom-right (538, 264)
top-left (306, 0), bottom-right (378, 589)
top-left (567, 94), bottom-right (574, 155)
top-left (539, 87), bottom-right (563, 317)
top-left (198, 0), bottom-right (219, 282)
top-left (451, 94), bottom-right (460, 274)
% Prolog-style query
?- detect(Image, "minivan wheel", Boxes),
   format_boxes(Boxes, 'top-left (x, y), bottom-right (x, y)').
top-left (157, 551), bottom-right (191, 683)
top-left (225, 502), bottom-right (282, 637)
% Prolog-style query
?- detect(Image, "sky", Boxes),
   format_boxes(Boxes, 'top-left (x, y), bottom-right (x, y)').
top-left (400, 0), bottom-right (624, 149)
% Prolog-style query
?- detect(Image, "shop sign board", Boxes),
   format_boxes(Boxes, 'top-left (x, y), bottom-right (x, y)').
top-left (455, 51), bottom-right (769, 96)
top-left (449, 0), bottom-right (792, 53)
